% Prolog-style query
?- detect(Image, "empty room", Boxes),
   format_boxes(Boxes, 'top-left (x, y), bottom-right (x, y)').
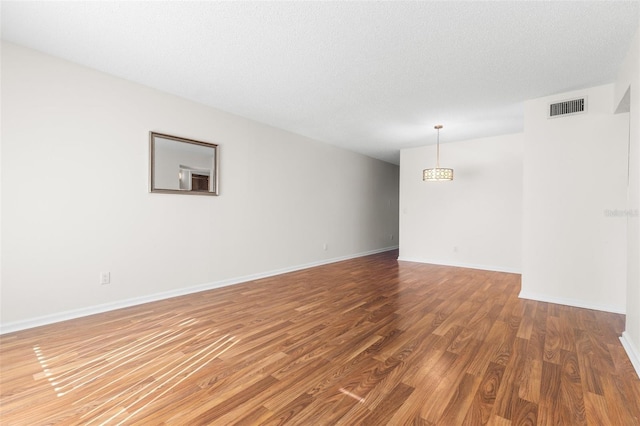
top-left (1, 1), bottom-right (640, 425)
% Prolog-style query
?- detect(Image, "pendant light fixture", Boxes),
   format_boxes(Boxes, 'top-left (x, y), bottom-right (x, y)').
top-left (423, 124), bottom-right (453, 181)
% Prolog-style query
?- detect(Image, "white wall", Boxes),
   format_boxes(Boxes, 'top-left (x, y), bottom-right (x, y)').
top-left (521, 84), bottom-right (629, 314)
top-left (615, 25), bottom-right (640, 376)
top-left (399, 133), bottom-right (523, 273)
top-left (0, 42), bottom-right (400, 332)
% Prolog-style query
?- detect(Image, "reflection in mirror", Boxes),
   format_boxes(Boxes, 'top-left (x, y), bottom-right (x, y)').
top-left (150, 132), bottom-right (219, 195)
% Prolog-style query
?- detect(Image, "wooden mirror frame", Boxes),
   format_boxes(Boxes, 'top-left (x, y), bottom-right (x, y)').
top-left (149, 132), bottom-right (219, 196)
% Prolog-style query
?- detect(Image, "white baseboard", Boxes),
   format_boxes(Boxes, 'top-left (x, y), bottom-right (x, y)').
top-left (620, 332), bottom-right (640, 379)
top-left (518, 290), bottom-right (626, 315)
top-left (0, 246), bottom-right (398, 335)
top-left (397, 256), bottom-right (521, 275)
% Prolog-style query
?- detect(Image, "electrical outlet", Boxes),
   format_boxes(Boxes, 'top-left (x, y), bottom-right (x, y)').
top-left (100, 272), bottom-right (110, 285)
top-left (323, 243), bottom-right (328, 251)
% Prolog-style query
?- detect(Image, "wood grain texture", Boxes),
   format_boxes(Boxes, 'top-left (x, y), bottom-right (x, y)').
top-left (1, 250), bottom-right (639, 425)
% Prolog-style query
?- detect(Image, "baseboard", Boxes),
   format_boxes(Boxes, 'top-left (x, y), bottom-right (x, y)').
top-left (397, 256), bottom-right (521, 275)
top-left (0, 246), bottom-right (398, 335)
top-left (518, 290), bottom-right (626, 315)
top-left (620, 332), bottom-right (640, 379)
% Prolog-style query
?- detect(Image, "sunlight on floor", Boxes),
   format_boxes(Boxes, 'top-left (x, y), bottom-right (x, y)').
top-left (33, 315), bottom-right (239, 425)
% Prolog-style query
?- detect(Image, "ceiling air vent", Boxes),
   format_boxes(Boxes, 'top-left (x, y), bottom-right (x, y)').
top-left (548, 97), bottom-right (587, 118)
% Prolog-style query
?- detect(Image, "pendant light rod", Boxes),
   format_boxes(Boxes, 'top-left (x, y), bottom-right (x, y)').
top-left (435, 124), bottom-right (442, 168)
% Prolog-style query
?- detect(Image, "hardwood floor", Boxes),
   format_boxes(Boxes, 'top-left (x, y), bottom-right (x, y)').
top-left (1, 250), bottom-right (639, 425)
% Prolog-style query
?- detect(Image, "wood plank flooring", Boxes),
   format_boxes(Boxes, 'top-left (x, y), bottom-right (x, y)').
top-left (1, 250), bottom-right (639, 425)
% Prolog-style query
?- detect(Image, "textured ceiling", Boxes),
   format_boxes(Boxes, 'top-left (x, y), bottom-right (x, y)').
top-left (2, 1), bottom-right (639, 164)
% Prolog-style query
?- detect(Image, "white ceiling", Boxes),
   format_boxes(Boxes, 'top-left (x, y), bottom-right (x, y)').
top-left (2, 1), bottom-right (639, 164)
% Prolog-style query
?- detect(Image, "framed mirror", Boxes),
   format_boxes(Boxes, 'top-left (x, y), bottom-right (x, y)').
top-left (149, 132), bottom-right (219, 196)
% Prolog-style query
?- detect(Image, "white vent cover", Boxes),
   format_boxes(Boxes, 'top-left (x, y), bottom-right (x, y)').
top-left (548, 97), bottom-right (587, 118)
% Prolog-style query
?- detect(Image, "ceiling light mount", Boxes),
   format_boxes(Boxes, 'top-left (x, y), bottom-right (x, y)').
top-left (423, 125), bottom-right (453, 181)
